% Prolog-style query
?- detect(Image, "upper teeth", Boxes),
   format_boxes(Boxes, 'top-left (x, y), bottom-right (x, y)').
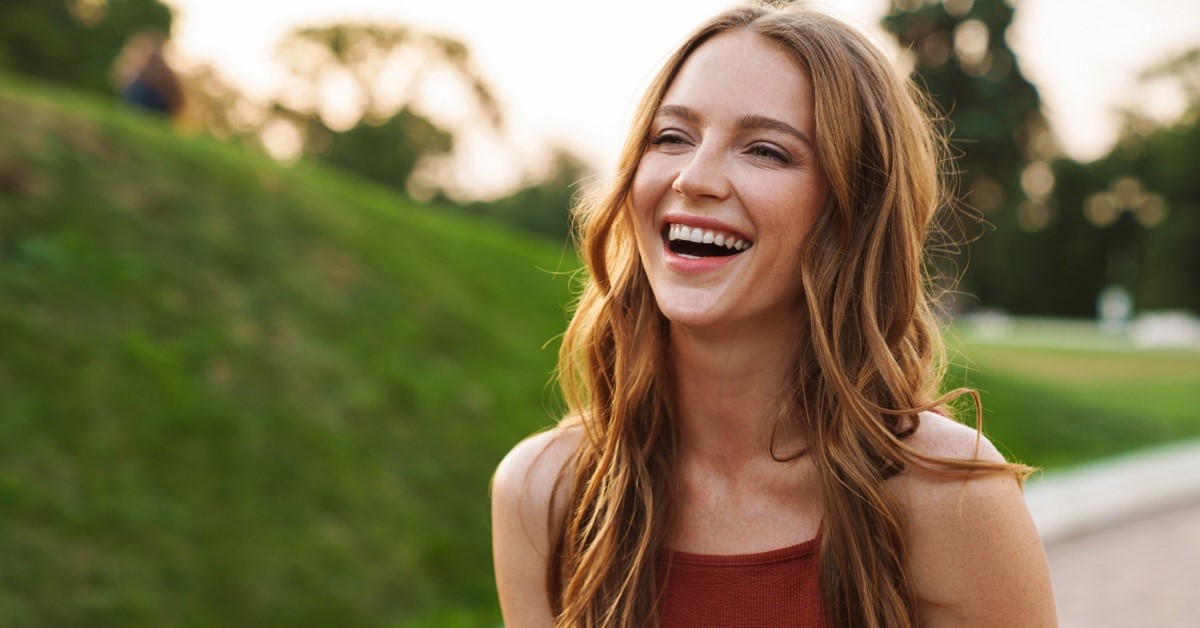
top-left (667, 224), bottom-right (751, 251)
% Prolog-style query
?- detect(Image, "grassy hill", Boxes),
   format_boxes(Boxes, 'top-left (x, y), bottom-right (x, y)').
top-left (0, 75), bottom-right (574, 627)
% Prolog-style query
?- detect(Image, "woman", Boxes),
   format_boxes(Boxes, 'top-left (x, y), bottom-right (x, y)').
top-left (493, 4), bottom-right (1057, 627)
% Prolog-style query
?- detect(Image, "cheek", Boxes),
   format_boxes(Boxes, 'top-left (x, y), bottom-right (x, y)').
top-left (629, 154), bottom-right (674, 220)
top-left (629, 161), bottom-right (661, 262)
top-left (629, 175), bottom-right (653, 226)
top-left (767, 183), bottom-right (825, 241)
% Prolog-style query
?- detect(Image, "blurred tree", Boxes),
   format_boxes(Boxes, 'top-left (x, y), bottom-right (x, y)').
top-left (180, 64), bottom-right (263, 141)
top-left (1090, 48), bottom-right (1200, 313)
top-left (276, 23), bottom-right (502, 128)
top-left (457, 149), bottom-right (592, 242)
top-left (272, 23), bottom-right (503, 193)
top-left (321, 107), bottom-right (453, 194)
top-left (0, 0), bottom-right (173, 95)
top-left (883, 0), bottom-right (1053, 312)
top-left (1141, 48), bottom-right (1200, 104)
top-left (1002, 47), bottom-right (1200, 317)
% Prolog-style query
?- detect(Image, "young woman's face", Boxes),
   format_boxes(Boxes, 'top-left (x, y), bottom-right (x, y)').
top-left (631, 29), bottom-right (827, 333)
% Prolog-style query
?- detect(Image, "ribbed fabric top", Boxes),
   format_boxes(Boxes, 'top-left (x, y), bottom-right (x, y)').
top-left (656, 535), bottom-right (826, 627)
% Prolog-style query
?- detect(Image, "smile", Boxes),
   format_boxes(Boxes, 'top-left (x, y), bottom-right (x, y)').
top-left (665, 223), bottom-right (752, 258)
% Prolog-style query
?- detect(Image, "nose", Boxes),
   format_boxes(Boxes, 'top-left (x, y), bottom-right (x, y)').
top-left (672, 143), bottom-right (730, 201)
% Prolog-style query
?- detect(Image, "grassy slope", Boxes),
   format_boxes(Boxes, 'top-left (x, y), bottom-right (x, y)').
top-left (0, 75), bottom-right (574, 627)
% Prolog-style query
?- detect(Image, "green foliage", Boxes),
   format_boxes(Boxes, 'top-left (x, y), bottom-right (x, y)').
top-left (320, 108), bottom-right (453, 193)
top-left (0, 0), bottom-right (173, 96)
top-left (270, 22), bottom-right (502, 196)
top-left (883, 0), bottom-right (1049, 311)
top-left (885, 4), bottom-right (1198, 317)
top-left (458, 150), bottom-right (591, 242)
top-left (277, 23), bottom-right (502, 129)
top-left (885, 0), bottom-right (1041, 178)
top-left (988, 158), bottom-right (1108, 316)
top-left (1097, 80), bottom-right (1200, 312)
top-left (1008, 48), bottom-right (1200, 317)
top-left (0, 74), bottom-right (572, 626)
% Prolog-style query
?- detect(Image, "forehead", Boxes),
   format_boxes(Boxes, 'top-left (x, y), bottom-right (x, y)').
top-left (660, 29), bottom-right (815, 136)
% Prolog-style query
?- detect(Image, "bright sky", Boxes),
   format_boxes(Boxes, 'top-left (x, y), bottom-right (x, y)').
top-left (164, 0), bottom-right (1200, 198)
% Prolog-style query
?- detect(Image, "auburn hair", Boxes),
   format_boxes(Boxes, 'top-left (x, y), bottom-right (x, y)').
top-left (551, 4), bottom-right (1030, 626)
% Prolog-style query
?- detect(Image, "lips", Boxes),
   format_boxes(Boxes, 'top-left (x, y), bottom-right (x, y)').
top-left (663, 222), bottom-right (753, 258)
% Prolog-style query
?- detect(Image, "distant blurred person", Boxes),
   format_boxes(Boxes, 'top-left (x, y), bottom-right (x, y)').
top-left (113, 30), bottom-right (184, 118)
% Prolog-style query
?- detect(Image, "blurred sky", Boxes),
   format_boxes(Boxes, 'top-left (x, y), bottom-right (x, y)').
top-left (164, 0), bottom-right (1200, 198)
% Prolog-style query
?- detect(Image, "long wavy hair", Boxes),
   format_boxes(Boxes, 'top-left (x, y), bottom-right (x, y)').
top-left (550, 4), bottom-right (1030, 626)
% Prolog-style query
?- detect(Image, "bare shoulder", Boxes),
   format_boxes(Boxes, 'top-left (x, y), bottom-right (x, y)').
top-left (895, 411), bottom-right (1058, 627)
top-left (892, 411), bottom-right (1021, 540)
top-left (902, 409), bottom-right (1005, 465)
top-left (491, 423), bottom-right (583, 627)
top-left (493, 423), bottom-right (583, 513)
top-left (891, 411), bottom-right (1010, 513)
top-left (492, 422), bottom-right (583, 552)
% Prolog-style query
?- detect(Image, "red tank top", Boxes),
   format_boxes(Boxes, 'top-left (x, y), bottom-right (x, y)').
top-left (656, 535), bottom-right (827, 627)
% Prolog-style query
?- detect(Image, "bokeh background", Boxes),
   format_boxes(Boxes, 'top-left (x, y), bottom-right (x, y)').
top-left (1, 0), bottom-right (1197, 625)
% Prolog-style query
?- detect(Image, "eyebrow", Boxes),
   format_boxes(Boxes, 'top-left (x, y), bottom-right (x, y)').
top-left (655, 104), bottom-right (701, 125)
top-left (737, 113), bottom-right (814, 148)
top-left (654, 104), bottom-right (814, 148)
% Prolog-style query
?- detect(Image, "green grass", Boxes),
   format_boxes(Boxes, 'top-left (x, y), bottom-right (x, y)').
top-left (0, 74), bottom-right (574, 627)
top-left (947, 339), bottom-right (1200, 470)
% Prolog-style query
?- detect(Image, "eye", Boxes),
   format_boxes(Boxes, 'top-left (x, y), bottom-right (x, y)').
top-left (649, 129), bottom-right (690, 147)
top-left (747, 142), bottom-right (792, 165)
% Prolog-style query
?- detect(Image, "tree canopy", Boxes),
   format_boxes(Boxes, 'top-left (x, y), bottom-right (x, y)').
top-left (884, 0), bottom-right (1052, 313)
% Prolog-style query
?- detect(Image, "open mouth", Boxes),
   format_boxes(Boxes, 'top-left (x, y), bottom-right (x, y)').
top-left (664, 223), bottom-right (752, 258)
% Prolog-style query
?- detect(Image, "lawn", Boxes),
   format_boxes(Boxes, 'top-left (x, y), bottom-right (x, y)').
top-left (947, 324), bottom-right (1200, 470)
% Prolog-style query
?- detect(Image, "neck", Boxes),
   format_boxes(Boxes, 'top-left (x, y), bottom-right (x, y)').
top-left (669, 316), bottom-right (806, 470)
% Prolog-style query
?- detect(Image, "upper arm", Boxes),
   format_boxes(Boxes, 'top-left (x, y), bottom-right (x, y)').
top-left (900, 413), bottom-right (1058, 627)
top-left (491, 426), bottom-right (580, 627)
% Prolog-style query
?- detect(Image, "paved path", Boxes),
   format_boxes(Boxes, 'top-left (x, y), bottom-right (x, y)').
top-left (1024, 440), bottom-right (1200, 627)
top-left (1047, 500), bottom-right (1200, 627)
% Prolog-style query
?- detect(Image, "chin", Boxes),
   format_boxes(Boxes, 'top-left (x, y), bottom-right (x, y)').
top-left (652, 289), bottom-right (733, 330)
